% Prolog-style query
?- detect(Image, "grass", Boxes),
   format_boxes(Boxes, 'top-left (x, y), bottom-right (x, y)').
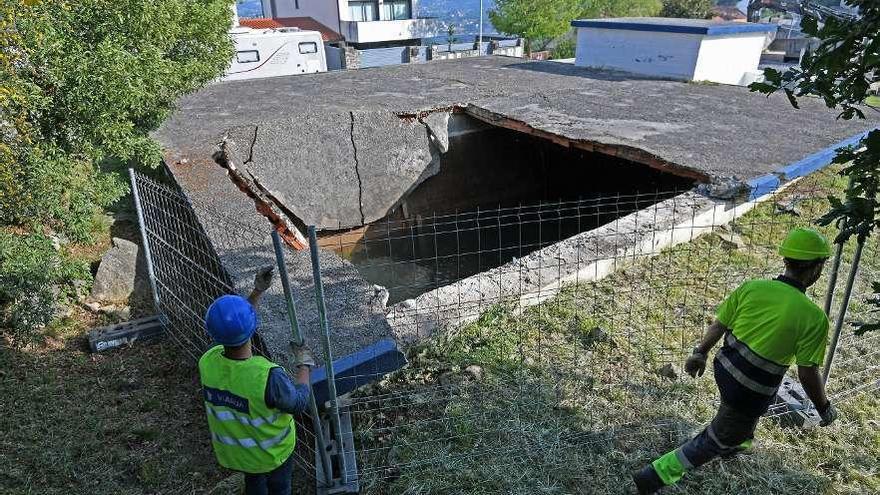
top-left (866, 95), bottom-right (880, 108)
top-left (0, 314), bottom-right (229, 495)
top-left (3, 168), bottom-right (878, 494)
top-left (0, 216), bottom-right (229, 495)
top-left (350, 168), bottom-right (880, 494)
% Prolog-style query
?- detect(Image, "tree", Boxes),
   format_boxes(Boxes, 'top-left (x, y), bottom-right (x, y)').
top-left (490, 0), bottom-right (662, 53)
top-left (490, 0), bottom-right (585, 53)
top-left (659, 0), bottom-right (713, 18)
top-left (2, 0), bottom-right (234, 241)
top-left (750, 1), bottom-right (880, 333)
top-left (0, 0), bottom-right (234, 343)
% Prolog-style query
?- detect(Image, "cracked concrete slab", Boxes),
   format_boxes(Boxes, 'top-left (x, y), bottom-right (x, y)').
top-left (152, 56), bottom-right (880, 376)
top-left (353, 111), bottom-right (442, 225)
top-left (158, 58), bottom-right (879, 232)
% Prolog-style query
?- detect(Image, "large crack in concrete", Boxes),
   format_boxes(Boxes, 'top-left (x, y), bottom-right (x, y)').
top-left (349, 111), bottom-right (366, 226)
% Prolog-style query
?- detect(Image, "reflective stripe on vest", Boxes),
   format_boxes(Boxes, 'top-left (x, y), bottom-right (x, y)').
top-left (198, 345), bottom-right (297, 474)
top-left (716, 351), bottom-right (780, 396)
top-left (212, 426), bottom-right (291, 450)
top-left (206, 404), bottom-right (280, 428)
top-left (724, 333), bottom-right (787, 375)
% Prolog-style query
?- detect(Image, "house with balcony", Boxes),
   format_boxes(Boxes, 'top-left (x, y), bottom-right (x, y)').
top-left (260, 0), bottom-right (439, 49)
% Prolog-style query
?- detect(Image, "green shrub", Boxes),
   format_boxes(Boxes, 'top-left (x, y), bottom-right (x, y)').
top-left (1, 0), bottom-right (234, 242)
top-left (0, 231), bottom-right (90, 346)
top-left (551, 36), bottom-right (576, 60)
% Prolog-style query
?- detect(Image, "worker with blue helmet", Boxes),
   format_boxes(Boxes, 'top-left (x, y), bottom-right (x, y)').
top-left (198, 266), bottom-right (314, 495)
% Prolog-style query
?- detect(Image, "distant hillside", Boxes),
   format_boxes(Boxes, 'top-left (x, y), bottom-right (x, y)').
top-left (235, 0), bottom-right (498, 34)
top-left (419, 0), bottom-right (498, 34)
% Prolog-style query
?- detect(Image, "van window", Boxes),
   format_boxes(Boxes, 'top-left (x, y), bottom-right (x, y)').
top-left (298, 42), bottom-right (318, 54)
top-left (236, 51), bottom-right (260, 63)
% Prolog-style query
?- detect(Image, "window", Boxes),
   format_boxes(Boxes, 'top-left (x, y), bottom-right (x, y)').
top-left (349, 1), bottom-right (378, 21)
top-left (298, 42), bottom-right (318, 54)
top-left (236, 50), bottom-right (260, 63)
top-left (381, 0), bottom-right (410, 20)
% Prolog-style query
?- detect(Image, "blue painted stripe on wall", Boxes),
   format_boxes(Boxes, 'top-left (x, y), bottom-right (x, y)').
top-left (571, 20), bottom-right (777, 36)
top-left (777, 131), bottom-right (871, 181)
top-left (310, 338), bottom-right (407, 407)
top-left (745, 128), bottom-right (877, 200)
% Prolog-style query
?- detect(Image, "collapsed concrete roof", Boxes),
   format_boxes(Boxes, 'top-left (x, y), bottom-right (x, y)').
top-left (157, 56), bottom-right (878, 232)
top-left (154, 56), bottom-right (878, 374)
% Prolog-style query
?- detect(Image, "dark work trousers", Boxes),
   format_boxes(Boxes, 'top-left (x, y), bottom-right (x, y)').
top-left (680, 402), bottom-right (761, 465)
top-left (634, 403), bottom-right (761, 493)
top-left (244, 455), bottom-right (294, 495)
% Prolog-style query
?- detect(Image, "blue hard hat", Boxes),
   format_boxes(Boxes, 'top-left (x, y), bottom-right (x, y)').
top-left (205, 295), bottom-right (258, 346)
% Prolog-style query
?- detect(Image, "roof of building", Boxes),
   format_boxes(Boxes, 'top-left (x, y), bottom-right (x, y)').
top-left (158, 57), bottom-right (877, 225)
top-left (710, 6), bottom-right (748, 21)
top-left (239, 16), bottom-right (344, 42)
top-left (153, 55), bottom-right (879, 367)
top-left (571, 17), bottom-right (776, 35)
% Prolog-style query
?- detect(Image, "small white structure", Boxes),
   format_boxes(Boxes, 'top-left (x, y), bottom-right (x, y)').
top-left (571, 18), bottom-right (777, 86)
top-left (261, 0), bottom-right (439, 47)
top-left (223, 26), bottom-right (327, 81)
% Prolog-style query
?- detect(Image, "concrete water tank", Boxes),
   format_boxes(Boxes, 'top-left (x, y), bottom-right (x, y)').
top-left (571, 17), bottom-right (777, 86)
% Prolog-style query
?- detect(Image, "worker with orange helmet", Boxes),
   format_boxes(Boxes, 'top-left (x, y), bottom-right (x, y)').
top-left (633, 228), bottom-right (839, 494)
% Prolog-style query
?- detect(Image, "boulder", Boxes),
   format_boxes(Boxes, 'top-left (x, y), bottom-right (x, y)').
top-left (658, 363), bottom-right (680, 380)
top-left (90, 237), bottom-right (139, 303)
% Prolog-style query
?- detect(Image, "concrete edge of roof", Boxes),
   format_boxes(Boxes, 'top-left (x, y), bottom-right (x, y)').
top-left (745, 128), bottom-right (875, 200)
top-left (570, 19), bottom-right (778, 36)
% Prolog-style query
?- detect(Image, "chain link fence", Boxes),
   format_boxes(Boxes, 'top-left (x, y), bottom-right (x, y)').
top-left (131, 167), bottom-right (879, 493)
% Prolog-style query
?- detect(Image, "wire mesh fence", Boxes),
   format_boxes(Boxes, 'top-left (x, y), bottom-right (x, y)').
top-left (132, 166), bottom-right (879, 493)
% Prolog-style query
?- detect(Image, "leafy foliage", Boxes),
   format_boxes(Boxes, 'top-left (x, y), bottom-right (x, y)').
top-left (489, 0), bottom-right (661, 52)
top-left (0, 0), bottom-right (233, 336)
top-left (750, 1), bottom-right (880, 333)
top-left (489, 0), bottom-right (584, 52)
top-left (659, 0), bottom-right (713, 18)
top-left (0, 232), bottom-right (89, 345)
top-left (1, 0), bottom-right (234, 241)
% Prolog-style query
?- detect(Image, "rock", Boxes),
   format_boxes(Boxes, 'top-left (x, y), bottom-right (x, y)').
top-left (580, 326), bottom-right (611, 348)
top-left (774, 201), bottom-right (800, 216)
top-left (84, 301), bottom-right (105, 313)
top-left (90, 237), bottom-right (139, 303)
top-left (658, 363), bottom-right (679, 380)
top-left (717, 231), bottom-right (747, 250)
top-left (463, 365), bottom-right (483, 382)
top-left (111, 306), bottom-right (131, 321)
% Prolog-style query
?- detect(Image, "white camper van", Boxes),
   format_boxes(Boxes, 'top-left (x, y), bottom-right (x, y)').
top-left (223, 26), bottom-right (328, 81)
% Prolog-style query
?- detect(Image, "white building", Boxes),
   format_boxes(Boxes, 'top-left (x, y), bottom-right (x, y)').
top-left (260, 0), bottom-right (439, 48)
top-left (572, 18), bottom-right (777, 86)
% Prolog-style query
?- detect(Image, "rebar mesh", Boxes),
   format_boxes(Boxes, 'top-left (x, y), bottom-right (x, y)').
top-left (132, 167), bottom-right (879, 493)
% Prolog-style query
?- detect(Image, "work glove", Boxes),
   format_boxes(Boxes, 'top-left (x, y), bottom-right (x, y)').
top-left (684, 349), bottom-right (708, 378)
top-left (291, 343), bottom-right (316, 368)
top-left (817, 401), bottom-right (838, 427)
top-left (253, 266), bottom-right (274, 292)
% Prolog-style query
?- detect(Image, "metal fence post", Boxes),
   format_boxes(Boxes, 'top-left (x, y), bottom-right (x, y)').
top-left (271, 231), bottom-right (334, 486)
top-left (823, 238), bottom-right (865, 383)
top-left (128, 169), bottom-right (162, 315)
top-left (822, 242), bottom-right (844, 316)
top-left (307, 226), bottom-right (349, 484)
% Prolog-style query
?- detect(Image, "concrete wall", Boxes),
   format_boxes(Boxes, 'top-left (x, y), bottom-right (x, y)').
top-left (270, 0), bottom-right (344, 33)
top-left (575, 27), bottom-right (768, 85)
top-left (326, 44), bottom-right (345, 70)
top-left (575, 28), bottom-right (703, 80)
top-left (693, 33), bottom-right (766, 85)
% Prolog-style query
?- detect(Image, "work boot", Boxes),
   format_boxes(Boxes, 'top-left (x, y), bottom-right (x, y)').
top-left (632, 465), bottom-right (665, 495)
